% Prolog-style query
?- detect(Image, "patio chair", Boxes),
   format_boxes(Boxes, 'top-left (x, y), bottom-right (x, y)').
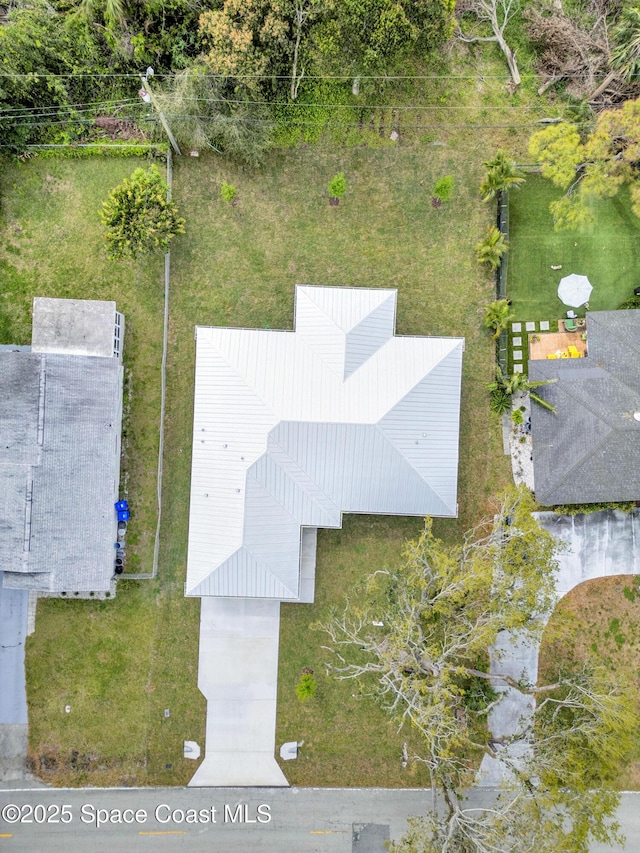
top-left (567, 345), bottom-right (580, 358)
top-left (564, 317), bottom-right (577, 332)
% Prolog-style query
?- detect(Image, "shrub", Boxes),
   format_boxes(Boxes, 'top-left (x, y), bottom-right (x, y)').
top-left (295, 668), bottom-right (317, 702)
top-left (327, 172), bottom-right (346, 199)
top-left (100, 165), bottom-right (185, 259)
top-left (619, 295), bottom-right (640, 309)
top-left (476, 225), bottom-right (508, 270)
top-left (221, 181), bottom-right (237, 204)
top-left (432, 175), bottom-right (454, 202)
top-left (490, 389), bottom-right (511, 414)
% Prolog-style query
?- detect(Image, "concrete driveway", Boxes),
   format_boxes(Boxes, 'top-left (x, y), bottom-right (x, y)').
top-left (0, 573), bottom-right (29, 783)
top-left (478, 509), bottom-right (640, 785)
top-left (189, 597), bottom-right (288, 787)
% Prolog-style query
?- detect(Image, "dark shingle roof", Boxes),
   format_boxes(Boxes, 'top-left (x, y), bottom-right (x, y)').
top-left (530, 310), bottom-right (640, 505)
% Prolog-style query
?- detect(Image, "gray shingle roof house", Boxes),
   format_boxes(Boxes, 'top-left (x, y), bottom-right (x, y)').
top-left (0, 298), bottom-right (124, 595)
top-left (530, 310), bottom-right (640, 506)
top-left (187, 285), bottom-right (465, 602)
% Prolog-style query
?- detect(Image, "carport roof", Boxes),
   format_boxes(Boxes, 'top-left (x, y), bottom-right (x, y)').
top-left (187, 285), bottom-right (464, 599)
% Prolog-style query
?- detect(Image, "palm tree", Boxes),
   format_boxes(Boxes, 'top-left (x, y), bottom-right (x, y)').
top-left (611, 6), bottom-right (640, 78)
top-left (476, 226), bottom-right (508, 271)
top-left (591, 5), bottom-right (640, 98)
top-left (483, 299), bottom-right (513, 339)
top-left (486, 365), bottom-right (558, 412)
top-left (480, 150), bottom-right (526, 202)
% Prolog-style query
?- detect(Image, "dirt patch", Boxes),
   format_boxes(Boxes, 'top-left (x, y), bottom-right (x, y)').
top-left (94, 116), bottom-right (146, 142)
top-left (42, 174), bottom-right (74, 194)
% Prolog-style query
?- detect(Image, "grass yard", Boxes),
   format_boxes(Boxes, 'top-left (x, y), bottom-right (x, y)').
top-left (2, 134), bottom-right (512, 786)
top-left (538, 575), bottom-right (640, 788)
top-left (507, 174), bottom-right (640, 324)
top-left (170, 145), bottom-right (511, 784)
top-left (0, 155), bottom-right (206, 787)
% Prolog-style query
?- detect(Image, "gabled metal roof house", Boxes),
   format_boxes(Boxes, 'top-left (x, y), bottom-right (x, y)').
top-left (530, 310), bottom-right (640, 506)
top-left (187, 285), bottom-right (465, 601)
top-left (0, 298), bottom-right (124, 595)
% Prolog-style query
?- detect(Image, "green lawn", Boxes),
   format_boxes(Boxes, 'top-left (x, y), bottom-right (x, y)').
top-left (507, 174), bottom-right (640, 324)
top-left (0, 154), bottom-right (206, 787)
top-left (1, 136), bottom-right (512, 787)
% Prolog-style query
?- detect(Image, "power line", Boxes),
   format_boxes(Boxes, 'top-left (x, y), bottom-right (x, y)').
top-left (0, 100), bottom-right (141, 121)
top-left (0, 69), bottom-right (632, 81)
top-left (0, 97), bottom-right (140, 115)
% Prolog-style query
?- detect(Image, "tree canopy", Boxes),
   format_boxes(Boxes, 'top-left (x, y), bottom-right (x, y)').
top-left (322, 486), bottom-right (636, 852)
top-left (529, 97), bottom-right (640, 229)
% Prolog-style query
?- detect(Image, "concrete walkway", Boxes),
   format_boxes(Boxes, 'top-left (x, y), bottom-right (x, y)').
top-left (478, 509), bottom-right (640, 785)
top-left (188, 597), bottom-right (288, 787)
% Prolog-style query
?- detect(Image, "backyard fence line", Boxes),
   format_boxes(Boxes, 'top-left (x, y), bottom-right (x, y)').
top-left (496, 189), bottom-right (510, 374)
top-left (124, 149), bottom-right (172, 582)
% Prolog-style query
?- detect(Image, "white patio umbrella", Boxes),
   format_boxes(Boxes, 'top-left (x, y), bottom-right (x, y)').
top-left (557, 273), bottom-right (593, 308)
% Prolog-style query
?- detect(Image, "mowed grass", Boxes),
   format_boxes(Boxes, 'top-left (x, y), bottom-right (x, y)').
top-left (2, 139), bottom-right (511, 787)
top-left (170, 146), bottom-right (511, 784)
top-left (0, 155), bottom-right (205, 787)
top-left (507, 174), bottom-right (640, 323)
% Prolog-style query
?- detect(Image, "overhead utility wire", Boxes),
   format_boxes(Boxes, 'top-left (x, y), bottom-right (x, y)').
top-left (0, 100), bottom-right (141, 121)
top-left (0, 70), bottom-right (630, 81)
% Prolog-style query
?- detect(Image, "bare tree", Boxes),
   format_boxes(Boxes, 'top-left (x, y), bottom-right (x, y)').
top-left (322, 486), bottom-right (637, 852)
top-left (290, 0), bottom-right (322, 100)
top-left (456, 0), bottom-right (521, 87)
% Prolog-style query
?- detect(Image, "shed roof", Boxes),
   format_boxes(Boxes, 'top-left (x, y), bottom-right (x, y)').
top-left (530, 310), bottom-right (640, 505)
top-left (187, 285), bottom-right (464, 599)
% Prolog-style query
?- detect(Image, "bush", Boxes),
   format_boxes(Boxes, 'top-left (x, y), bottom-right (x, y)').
top-left (544, 501), bottom-right (636, 515)
top-left (295, 668), bottom-right (317, 702)
top-left (619, 295), bottom-right (640, 309)
top-left (490, 389), bottom-right (511, 414)
top-left (327, 172), bottom-right (346, 199)
top-left (100, 165), bottom-right (185, 259)
top-left (221, 181), bottom-right (237, 204)
top-left (432, 175), bottom-right (454, 202)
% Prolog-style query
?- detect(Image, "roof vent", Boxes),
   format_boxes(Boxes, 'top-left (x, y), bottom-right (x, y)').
top-left (634, 412), bottom-right (640, 422)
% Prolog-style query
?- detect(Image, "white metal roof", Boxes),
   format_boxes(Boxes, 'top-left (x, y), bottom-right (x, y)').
top-left (186, 285), bottom-right (464, 599)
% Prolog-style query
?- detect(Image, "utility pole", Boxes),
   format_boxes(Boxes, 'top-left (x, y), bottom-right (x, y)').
top-left (139, 67), bottom-right (182, 156)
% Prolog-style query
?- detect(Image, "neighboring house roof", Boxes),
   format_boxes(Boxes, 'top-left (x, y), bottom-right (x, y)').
top-left (530, 310), bottom-right (640, 506)
top-left (187, 285), bottom-right (464, 600)
top-left (0, 300), bottom-right (124, 594)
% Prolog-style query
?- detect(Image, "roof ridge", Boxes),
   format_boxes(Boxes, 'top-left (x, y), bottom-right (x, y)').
top-left (538, 430), bottom-right (613, 496)
top-left (240, 541), bottom-right (299, 598)
top-left (373, 422), bottom-right (450, 513)
top-left (265, 436), bottom-right (341, 521)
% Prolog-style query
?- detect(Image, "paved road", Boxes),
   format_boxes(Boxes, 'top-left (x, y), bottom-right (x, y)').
top-left (0, 787), bottom-right (428, 852)
top-left (0, 787), bottom-right (639, 852)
